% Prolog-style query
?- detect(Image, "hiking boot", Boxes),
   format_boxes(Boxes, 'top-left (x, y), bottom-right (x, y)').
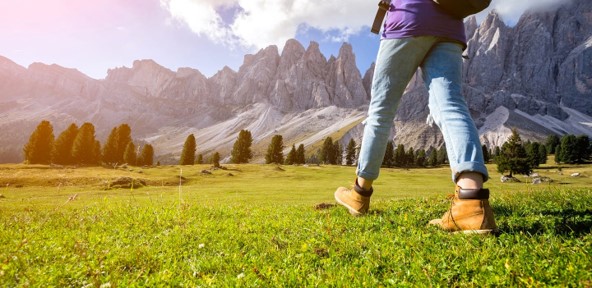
top-left (334, 181), bottom-right (373, 216)
top-left (429, 186), bottom-right (497, 234)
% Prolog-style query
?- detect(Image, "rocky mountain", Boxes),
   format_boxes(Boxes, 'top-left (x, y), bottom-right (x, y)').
top-left (1, 0), bottom-right (591, 163)
top-left (391, 0), bottom-right (592, 149)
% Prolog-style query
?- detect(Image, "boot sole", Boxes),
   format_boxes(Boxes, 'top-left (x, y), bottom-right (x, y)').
top-left (334, 191), bottom-right (363, 216)
top-left (454, 229), bottom-right (499, 235)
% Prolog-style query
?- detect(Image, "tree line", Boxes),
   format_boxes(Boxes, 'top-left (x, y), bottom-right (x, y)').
top-left (494, 129), bottom-right (591, 177)
top-left (178, 131), bottom-right (307, 166)
top-left (23, 120), bottom-right (154, 166)
top-left (26, 120), bottom-right (590, 171)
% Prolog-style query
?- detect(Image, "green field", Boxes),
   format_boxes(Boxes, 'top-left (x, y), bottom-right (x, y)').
top-left (1, 162), bottom-right (591, 286)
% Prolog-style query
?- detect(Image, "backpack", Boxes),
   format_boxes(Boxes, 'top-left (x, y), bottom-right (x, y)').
top-left (371, 0), bottom-right (491, 34)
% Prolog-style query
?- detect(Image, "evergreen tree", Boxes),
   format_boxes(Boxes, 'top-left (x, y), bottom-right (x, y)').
top-left (558, 134), bottom-right (577, 164)
top-left (576, 135), bottom-right (591, 163)
top-left (416, 149), bottom-right (427, 167)
top-left (428, 147), bottom-right (438, 167)
top-left (123, 142), bottom-right (137, 166)
top-left (23, 120), bottom-right (55, 164)
top-left (211, 152), bottom-right (221, 168)
top-left (320, 137), bottom-right (335, 164)
top-left (116, 124), bottom-right (132, 163)
top-left (406, 147), bottom-right (415, 167)
top-left (345, 138), bottom-right (357, 166)
top-left (93, 140), bottom-right (102, 165)
top-left (545, 134), bottom-right (560, 154)
top-left (537, 144), bottom-right (547, 164)
top-left (495, 128), bottom-right (531, 176)
top-left (394, 144), bottom-right (406, 167)
top-left (265, 135), bottom-right (284, 164)
top-left (285, 144), bottom-right (297, 165)
top-left (196, 154), bottom-right (203, 165)
top-left (72, 123), bottom-right (98, 165)
top-left (180, 134), bottom-right (197, 165)
top-left (137, 144), bottom-right (154, 166)
top-left (525, 141), bottom-right (541, 168)
top-left (230, 129), bottom-right (253, 164)
top-left (102, 127), bottom-right (119, 164)
top-left (482, 144), bottom-right (490, 163)
top-left (437, 145), bottom-right (448, 165)
top-left (296, 144), bottom-right (306, 165)
top-left (51, 123), bottom-right (79, 165)
top-left (333, 141), bottom-right (342, 165)
top-left (382, 141), bottom-right (394, 167)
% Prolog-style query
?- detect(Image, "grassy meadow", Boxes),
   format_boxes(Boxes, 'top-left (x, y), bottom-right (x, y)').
top-left (0, 161), bottom-right (591, 286)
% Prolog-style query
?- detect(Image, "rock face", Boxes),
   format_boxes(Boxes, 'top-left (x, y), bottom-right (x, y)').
top-left (0, 0), bottom-right (591, 163)
top-left (393, 0), bottom-right (592, 149)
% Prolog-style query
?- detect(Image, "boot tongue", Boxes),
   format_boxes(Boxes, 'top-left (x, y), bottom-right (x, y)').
top-left (458, 188), bottom-right (489, 200)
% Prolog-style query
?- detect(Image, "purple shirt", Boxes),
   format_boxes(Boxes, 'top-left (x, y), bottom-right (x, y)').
top-left (382, 0), bottom-right (466, 46)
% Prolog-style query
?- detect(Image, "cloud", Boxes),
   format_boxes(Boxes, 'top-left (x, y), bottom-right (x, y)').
top-left (160, 0), bottom-right (374, 50)
top-left (161, 0), bottom-right (570, 50)
top-left (487, 0), bottom-right (568, 25)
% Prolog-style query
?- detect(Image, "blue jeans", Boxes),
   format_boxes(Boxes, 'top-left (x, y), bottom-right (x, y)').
top-left (356, 36), bottom-right (489, 183)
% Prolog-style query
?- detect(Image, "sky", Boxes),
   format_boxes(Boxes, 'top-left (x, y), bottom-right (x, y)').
top-left (0, 0), bottom-right (567, 80)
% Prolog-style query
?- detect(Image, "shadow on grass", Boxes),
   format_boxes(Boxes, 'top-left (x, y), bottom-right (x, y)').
top-left (494, 205), bottom-right (592, 237)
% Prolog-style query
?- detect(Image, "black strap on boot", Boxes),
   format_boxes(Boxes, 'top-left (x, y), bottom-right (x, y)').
top-left (354, 179), bottom-right (374, 197)
top-left (458, 188), bottom-right (489, 200)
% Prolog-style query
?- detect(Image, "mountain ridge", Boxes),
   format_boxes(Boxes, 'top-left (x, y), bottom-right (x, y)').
top-left (1, 0), bottom-right (591, 164)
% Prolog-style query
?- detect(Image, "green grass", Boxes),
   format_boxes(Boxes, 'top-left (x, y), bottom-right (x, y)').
top-left (0, 162), bottom-right (591, 286)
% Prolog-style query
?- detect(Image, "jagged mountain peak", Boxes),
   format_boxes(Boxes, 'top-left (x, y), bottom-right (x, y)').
top-left (1, 0), bottom-right (591, 164)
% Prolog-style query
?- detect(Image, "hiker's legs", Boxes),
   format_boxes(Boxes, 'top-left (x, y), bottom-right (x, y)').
top-left (356, 36), bottom-right (439, 188)
top-left (420, 41), bottom-right (488, 187)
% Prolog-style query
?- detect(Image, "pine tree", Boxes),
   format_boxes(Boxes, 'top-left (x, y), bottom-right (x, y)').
top-left (437, 145), bottom-right (448, 165)
top-left (23, 120), bottom-right (55, 164)
top-left (265, 135), bottom-right (284, 164)
top-left (285, 144), bottom-right (297, 165)
top-left (211, 152), bottom-right (221, 168)
top-left (180, 134), bottom-right (197, 165)
top-left (382, 141), bottom-right (394, 167)
top-left (545, 134), bottom-right (560, 154)
top-left (416, 149), bottom-right (427, 167)
top-left (196, 154), bottom-right (203, 165)
top-left (123, 142), bottom-right (137, 166)
top-left (93, 140), bottom-right (102, 165)
top-left (231, 129), bottom-right (253, 164)
top-left (537, 144), bottom-right (547, 164)
top-left (296, 144), bottom-right (306, 165)
top-left (116, 124), bottom-right (132, 163)
top-left (482, 145), bottom-right (490, 163)
top-left (406, 147), bottom-right (415, 167)
top-left (102, 124), bottom-right (133, 165)
top-left (102, 127), bottom-right (119, 165)
top-left (525, 142), bottom-right (542, 168)
top-left (495, 128), bottom-right (531, 177)
top-left (138, 144), bottom-right (154, 166)
top-left (428, 147), bottom-right (438, 167)
top-left (321, 137), bottom-right (334, 164)
top-left (576, 135), bottom-right (591, 163)
top-left (333, 141), bottom-right (342, 165)
top-left (345, 138), bottom-right (357, 166)
top-left (72, 123), bottom-right (98, 165)
top-left (51, 123), bottom-right (79, 165)
top-left (394, 144), bottom-right (406, 167)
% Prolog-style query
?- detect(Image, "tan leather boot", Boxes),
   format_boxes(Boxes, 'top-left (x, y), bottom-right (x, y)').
top-left (429, 186), bottom-right (497, 234)
top-left (334, 181), bottom-right (373, 216)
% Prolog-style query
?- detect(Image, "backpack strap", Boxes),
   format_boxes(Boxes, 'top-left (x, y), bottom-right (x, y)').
top-left (371, 0), bottom-right (391, 34)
